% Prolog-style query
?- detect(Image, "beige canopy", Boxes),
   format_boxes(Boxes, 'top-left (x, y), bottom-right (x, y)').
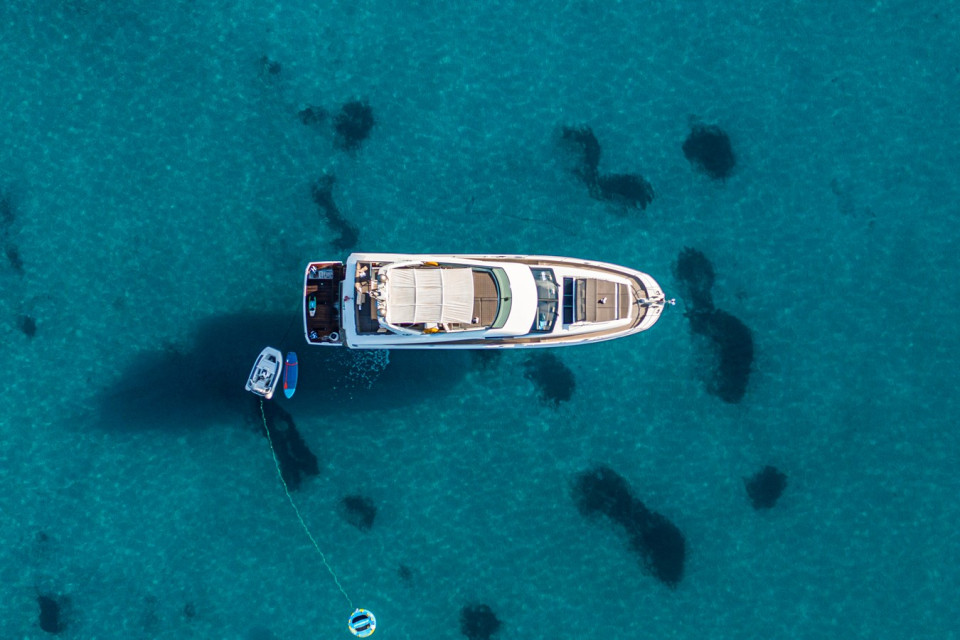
top-left (385, 268), bottom-right (475, 324)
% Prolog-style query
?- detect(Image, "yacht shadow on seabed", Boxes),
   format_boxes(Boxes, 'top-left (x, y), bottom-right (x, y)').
top-left (95, 312), bottom-right (471, 432)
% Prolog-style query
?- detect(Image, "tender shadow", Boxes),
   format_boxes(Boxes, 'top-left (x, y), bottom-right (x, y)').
top-left (96, 312), bottom-right (471, 431)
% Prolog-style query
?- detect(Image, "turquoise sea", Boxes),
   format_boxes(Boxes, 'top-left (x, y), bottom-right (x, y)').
top-left (2, 2), bottom-right (958, 638)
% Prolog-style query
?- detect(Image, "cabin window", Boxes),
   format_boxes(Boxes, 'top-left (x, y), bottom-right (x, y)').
top-left (530, 268), bottom-right (558, 333)
top-left (562, 277), bottom-right (575, 324)
top-left (575, 278), bottom-right (587, 321)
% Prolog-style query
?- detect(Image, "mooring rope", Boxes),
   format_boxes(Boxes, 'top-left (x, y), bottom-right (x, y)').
top-left (259, 399), bottom-right (354, 610)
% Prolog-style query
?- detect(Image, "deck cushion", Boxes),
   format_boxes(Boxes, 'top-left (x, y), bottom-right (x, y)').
top-left (386, 268), bottom-right (475, 324)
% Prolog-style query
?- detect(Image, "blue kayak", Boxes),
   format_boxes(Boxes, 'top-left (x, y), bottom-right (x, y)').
top-left (283, 352), bottom-right (298, 399)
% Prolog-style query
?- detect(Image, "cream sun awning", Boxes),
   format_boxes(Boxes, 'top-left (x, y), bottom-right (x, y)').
top-left (385, 268), bottom-right (475, 324)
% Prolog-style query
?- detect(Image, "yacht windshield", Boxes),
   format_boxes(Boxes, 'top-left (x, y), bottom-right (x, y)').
top-left (491, 268), bottom-right (513, 329)
top-left (530, 268), bottom-right (558, 333)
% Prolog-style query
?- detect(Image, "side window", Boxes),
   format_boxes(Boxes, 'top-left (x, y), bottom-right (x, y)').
top-left (562, 277), bottom-right (574, 324)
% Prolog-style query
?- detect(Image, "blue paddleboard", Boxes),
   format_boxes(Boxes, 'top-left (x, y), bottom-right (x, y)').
top-left (283, 352), bottom-right (298, 399)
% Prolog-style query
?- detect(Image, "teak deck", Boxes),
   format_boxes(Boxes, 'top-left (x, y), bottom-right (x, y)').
top-left (305, 263), bottom-right (344, 341)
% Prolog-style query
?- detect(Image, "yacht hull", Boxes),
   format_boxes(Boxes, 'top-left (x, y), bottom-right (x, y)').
top-left (304, 253), bottom-right (668, 349)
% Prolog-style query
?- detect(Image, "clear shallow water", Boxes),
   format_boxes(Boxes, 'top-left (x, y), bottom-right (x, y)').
top-left (1, 1), bottom-right (958, 638)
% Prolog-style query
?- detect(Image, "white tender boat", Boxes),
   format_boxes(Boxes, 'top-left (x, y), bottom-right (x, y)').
top-left (245, 347), bottom-right (283, 398)
top-left (303, 253), bottom-right (669, 349)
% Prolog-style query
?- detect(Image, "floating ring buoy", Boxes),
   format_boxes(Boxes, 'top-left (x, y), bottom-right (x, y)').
top-left (328, 332), bottom-right (340, 342)
top-left (348, 608), bottom-right (376, 637)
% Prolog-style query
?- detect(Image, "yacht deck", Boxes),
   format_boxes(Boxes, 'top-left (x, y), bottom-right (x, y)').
top-left (304, 263), bottom-right (345, 342)
top-left (353, 262), bottom-right (502, 334)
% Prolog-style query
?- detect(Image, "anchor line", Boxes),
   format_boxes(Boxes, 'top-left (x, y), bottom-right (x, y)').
top-left (259, 400), bottom-right (354, 610)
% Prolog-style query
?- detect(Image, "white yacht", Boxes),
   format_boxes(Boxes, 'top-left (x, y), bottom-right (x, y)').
top-left (303, 253), bottom-right (669, 349)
